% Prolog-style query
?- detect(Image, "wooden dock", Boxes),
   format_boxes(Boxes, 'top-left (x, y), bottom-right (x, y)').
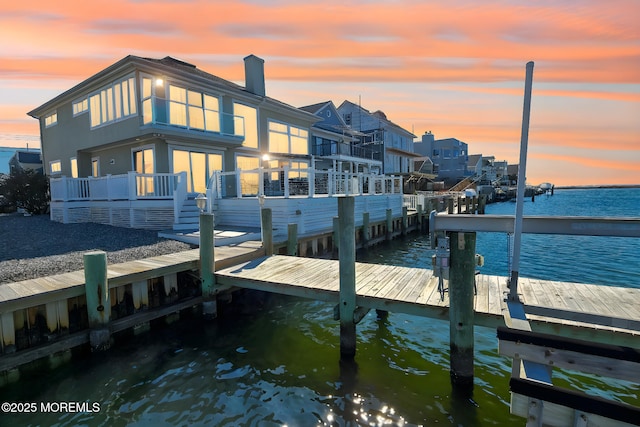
top-left (216, 255), bottom-right (640, 346)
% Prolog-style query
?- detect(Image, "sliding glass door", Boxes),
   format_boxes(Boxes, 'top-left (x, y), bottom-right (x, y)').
top-left (172, 149), bottom-right (222, 193)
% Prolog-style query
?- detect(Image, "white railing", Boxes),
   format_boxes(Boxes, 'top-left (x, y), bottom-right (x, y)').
top-left (51, 169), bottom-right (402, 205)
top-left (50, 173), bottom-right (182, 202)
top-left (207, 168), bottom-right (402, 199)
top-left (403, 192), bottom-right (465, 211)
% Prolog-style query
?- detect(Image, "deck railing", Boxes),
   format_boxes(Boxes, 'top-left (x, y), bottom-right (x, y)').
top-left (50, 172), bottom-right (183, 202)
top-left (207, 168), bottom-right (402, 200)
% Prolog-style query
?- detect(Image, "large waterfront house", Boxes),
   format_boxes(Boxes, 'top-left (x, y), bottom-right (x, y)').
top-left (336, 101), bottom-right (418, 175)
top-left (28, 55), bottom-right (403, 233)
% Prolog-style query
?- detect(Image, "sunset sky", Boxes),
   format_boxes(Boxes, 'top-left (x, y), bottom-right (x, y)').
top-left (1, 0), bottom-right (638, 186)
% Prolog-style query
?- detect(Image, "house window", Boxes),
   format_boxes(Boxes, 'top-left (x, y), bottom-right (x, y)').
top-left (268, 120), bottom-right (308, 155)
top-left (89, 76), bottom-right (137, 128)
top-left (433, 149), bottom-right (439, 157)
top-left (45, 112), bottom-right (57, 128)
top-left (70, 158), bottom-right (78, 178)
top-left (234, 102), bottom-right (257, 148)
top-left (290, 161), bottom-right (308, 179)
top-left (73, 99), bottom-right (88, 116)
top-left (50, 160), bottom-right (61, 175)
top-left (167, 84), bottom-right (221, 132)
top-left (91, 157), bottom-right (100, 177)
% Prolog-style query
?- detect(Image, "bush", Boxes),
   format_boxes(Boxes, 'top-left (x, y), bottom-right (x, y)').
top-left (0, 170), bottom-right (50, 215)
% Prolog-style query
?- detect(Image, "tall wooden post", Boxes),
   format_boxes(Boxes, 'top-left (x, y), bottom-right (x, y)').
top-left (386, 209), bottom-right (393, 240)
top-left (200, 212), bottom-right (216, 318)
top-left (449, 231), bottom-right (476, 387)
top-left (84, 251), bottom-right (111, 351)
top-left (338, 197), bottom-right (356, 359)
top-left (287, 223), bottom-right (298, 256)
top-left (417, 204), bottom-right (423, 232)
top-left (261, 207), bottom-right (273, 256)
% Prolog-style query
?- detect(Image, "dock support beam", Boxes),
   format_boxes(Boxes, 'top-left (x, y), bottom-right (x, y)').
top-left (287, 223), bottom-right (298, 256)
top-left (362, 212), bottom-right (370, 247)
top-left (83, 251), bottom-right (111, 351)
top-left (261, 208), bottom-right (273, 256)
top-left (402, 206), bottom-right (408, 235)
top-left (199, 212), bottom-right (216, 318)
top-left (338, 197), bottom-right (356, 359)
top-left (386, 209), bottom-right (393, 240)
top-left (449, 231), bottom-right (476, 388)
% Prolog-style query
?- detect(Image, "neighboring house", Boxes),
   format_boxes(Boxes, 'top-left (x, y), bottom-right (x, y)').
top-left (506, 163), bottom-right (519, 185)
top-left (336, 101), bottom-right (417, 175)
top-left (300, 101), bottom-right (383, 174)
top-left (413, 132), bottom-right (469, 184)
top-left (9, 150), bottom-right (43, 174)
top-left (27, 54), bottom-right (404, 231)
top-left (467, 154), bottom-right (482, 179)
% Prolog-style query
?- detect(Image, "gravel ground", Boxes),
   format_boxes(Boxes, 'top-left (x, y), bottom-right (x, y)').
top-left (0, 213), bottom-right (194, 284)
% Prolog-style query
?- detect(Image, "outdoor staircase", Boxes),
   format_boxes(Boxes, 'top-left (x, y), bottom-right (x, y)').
top-left (173, 196), bottom-right (201, 231)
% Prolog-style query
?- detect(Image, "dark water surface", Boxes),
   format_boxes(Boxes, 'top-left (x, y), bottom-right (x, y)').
top-left (1, 188), bottom-right (638, 426)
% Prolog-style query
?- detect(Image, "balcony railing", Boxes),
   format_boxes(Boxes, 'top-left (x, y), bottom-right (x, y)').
top-left (206, 167), bottom-right (402, 202)
top-left (312, 140), bottom-right (382, 161)
top-left (142, 96), bottom-right (245, 139)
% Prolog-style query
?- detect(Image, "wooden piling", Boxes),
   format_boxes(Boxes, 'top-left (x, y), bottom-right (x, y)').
top-left (338, 197), bottom-right (357, 359)
top-left (199, 212), bottom-right (216, 318)
top-left (402, 206), bottom-right (408, 235)
top-left (83, 250), bottom-right (111, 351)
top-left (261, 208), bottom-right (273, 256)
top-left (386, 209), bottom-right (393, 240)
top-left (449, 231), bottom-right (476, 387)
top-left (417, 205), bottom-right (423, 232)
top-left (478, 195), bottom-right (486, 214)
top-left (362, 212), bottom-right (370, 246)
top-left (0, 312), bottom-right (16, 353)
top-left (287, 223), bottom-right (298, 256)
top-left (132, 280), bottom-right (149, 311)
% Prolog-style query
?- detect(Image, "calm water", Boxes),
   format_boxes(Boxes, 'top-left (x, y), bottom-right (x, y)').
top-left (1, 188), bottom-right (638, 426)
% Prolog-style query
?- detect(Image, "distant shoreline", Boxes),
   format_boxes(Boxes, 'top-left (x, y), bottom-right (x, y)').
top-left (554, 184), bottom-right (640, 190)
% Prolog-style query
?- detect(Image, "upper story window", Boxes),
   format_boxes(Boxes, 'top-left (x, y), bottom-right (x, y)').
top-left (168, 84), bottom-right (221, 132)
top-left (44, 112), bottom-right (57, 128)
top-left (268, 120), bottom-right (308, 155)
top-left (89, 76), bottom-right (137, 128)
top-left (73, 99), bottom-right (88, 116)
top-left (234, 102), bottom-right (257, 149)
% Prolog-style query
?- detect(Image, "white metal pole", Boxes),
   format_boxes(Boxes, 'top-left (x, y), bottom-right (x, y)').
top-left (509, 61), bottom-right (534, 301)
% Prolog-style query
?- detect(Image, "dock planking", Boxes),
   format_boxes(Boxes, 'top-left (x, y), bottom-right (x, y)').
top-left (216, 255), bottom-right (640, 343)
top-left (0, 241), bottom-right (263, 314)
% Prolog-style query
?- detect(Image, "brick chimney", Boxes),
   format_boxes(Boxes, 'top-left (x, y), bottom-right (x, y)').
top-left (244, 54), bottom-right (265, 97)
